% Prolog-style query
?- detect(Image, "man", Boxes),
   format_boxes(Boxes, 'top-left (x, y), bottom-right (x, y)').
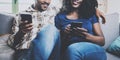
top-left (7, 0), bottom-right (62, 60)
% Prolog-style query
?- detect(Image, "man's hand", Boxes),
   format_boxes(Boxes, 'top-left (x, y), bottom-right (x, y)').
top-left (19, 21), bottom-right (33, 34)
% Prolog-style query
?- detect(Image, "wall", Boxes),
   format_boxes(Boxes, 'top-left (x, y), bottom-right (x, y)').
top-left (107, 0), bottom-right (120, 14)
top-left (106, 0), bottom-right (120, 22)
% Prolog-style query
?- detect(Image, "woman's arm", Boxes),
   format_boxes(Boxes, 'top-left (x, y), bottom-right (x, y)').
top-left (83, 23), bottom-right (105, 46)
top-left (96, 8), bottom-right (106, 24)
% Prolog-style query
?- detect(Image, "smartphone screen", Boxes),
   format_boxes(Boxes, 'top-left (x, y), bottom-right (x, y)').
top-left (71, 22), bottom-right (82, 29)
top-left (20, 13), bottom-right (32, 23)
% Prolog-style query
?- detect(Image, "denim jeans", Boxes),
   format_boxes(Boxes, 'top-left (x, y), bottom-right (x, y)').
top-left (14, 49), bottom-right (32, 60)
top-left (32, 24), bottom-right (60, 60)
top-left (64, 42), bottom-right (107, 60)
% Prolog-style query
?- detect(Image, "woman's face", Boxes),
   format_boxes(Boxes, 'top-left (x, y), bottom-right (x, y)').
top-left (71, 0), bottom-right (83, 8)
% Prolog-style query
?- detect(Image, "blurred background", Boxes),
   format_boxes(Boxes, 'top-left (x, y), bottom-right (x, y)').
top-left (0, 0), bottom-right (62, 13)
top-left (0, 0), bottom-right (34, 13)
top-left (0, 0), bottom-right (120, 14)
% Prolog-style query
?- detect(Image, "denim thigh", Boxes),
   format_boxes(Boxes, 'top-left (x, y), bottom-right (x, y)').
top-left (32, 24), bottom-right (60, 60)
top-left (64, 42), bottom-right (107, 60)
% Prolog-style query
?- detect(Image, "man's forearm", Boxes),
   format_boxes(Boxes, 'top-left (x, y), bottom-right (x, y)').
top-left (13, 31), bottom-right (26, 47)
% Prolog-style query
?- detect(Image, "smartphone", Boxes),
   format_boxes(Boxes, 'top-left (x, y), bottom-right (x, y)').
top-left (20, 13), bottom-right (32, 23)
top-left (71, 22), bottom-right (82, 29)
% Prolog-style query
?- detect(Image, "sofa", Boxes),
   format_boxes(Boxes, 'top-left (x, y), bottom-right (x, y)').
top-left (100, 13), bottom-right (120, 60)
top-left (0, 13), bottom-right (15, 60)
top-left (0, 13), bottom-right (120, 60)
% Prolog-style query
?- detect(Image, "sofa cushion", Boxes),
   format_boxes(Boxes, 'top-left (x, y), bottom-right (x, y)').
top-left (107, 36), bottom-right (120, 57)
top-left (0, 45), bottom-right (14, 60)
top-left (0, 34), bottom-right (10, 45)
top-left (0, 13), bottom-right (15, 60)
top-left (0, 13), bottom-right (14, 35)
top-left (0, 34), bottom-right (15, 60)
top-left (106, 52), bottom-right (120, 60)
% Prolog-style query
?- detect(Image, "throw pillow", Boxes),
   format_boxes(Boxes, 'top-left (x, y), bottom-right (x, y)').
top-left (107, 36), bottom-right (120, 57)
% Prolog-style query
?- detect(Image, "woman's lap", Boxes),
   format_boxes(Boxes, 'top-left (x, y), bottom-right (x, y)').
top-left (64, 42), bottom-right (107, 60)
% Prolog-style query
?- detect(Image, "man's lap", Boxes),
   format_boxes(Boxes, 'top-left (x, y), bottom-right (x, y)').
top-left (32, 24), bottom-right (60, 60)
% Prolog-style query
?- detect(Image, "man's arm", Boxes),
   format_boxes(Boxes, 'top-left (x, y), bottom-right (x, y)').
top-left (7, 17), bottom-right (20, 49)
top-left (7, 16), bottom-right (33, 50)
top-left (12, 30), bottom-right (25, 48)
top-left (13, 20), bottom-right (33, 47)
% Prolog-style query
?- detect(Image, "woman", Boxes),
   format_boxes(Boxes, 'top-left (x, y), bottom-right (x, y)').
top-left (55, 0), bottom-right (107, 60)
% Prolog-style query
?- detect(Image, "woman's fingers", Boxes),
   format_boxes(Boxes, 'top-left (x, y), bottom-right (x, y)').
top-left (66, 24), bottom-right (71, 29)
top-left (76, 27), bottom-right (88, 32)
top-left (100, 14), bottom-right (106, 24)
top-left (64, 24), bottom-right (71, 33)
top-left (64, 27), bottom-right (71, 33)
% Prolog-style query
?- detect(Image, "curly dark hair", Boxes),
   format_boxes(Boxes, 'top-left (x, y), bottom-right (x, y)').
top-left (60, 0), bottom-right (98, 19)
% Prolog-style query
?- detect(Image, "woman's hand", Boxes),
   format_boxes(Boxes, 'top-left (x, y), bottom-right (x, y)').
top-left (73, 27), bottom-right (88, 37)
top-left (19, 21), bottom-right (33, 34)
top-left (82, 32), bottom-right (93, 40)
top-left (96, 8), bottom-right (106, 24)
top-left (64, 24), bottom-right (72, 34)
top-left (74, 27), bottom-right (94, 39)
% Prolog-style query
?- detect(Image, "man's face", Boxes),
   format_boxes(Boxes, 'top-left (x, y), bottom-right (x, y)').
top-left (36, 0), bottom-right (51, 11)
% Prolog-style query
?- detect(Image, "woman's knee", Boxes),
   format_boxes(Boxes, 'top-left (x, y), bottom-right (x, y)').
top-left (66, 43), bottom-right (84, 55)
top-left (65, 42), bottom-right (106, 60)
top-left (66, 42), bottom-right (105, 55)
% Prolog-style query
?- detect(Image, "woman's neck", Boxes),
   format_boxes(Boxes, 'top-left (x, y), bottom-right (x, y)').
top-left (67, 10), bottom-right (79, 20)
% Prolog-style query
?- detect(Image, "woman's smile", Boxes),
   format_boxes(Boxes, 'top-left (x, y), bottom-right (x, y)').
top-left (71, 0), bottom-right (83, 8)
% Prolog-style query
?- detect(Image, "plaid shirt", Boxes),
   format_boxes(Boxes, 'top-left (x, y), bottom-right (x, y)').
top-left (7, 4), bottom-right (61, 50)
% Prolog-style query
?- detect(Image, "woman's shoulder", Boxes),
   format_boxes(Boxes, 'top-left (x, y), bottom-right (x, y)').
top-left (55, 12), bottom-right (67, 20)
top-left (56, 12), bottom-right (66, 17)
top-left (89, 15), bottom-right (99, 24)
top-left (89, 15), bottom-right (97, 19)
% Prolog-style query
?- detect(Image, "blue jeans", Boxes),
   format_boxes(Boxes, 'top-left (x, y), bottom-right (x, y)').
top-left (64, 42), bottom-right (107, 60)
top-left (32, 24), bottom-right (60, 60)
